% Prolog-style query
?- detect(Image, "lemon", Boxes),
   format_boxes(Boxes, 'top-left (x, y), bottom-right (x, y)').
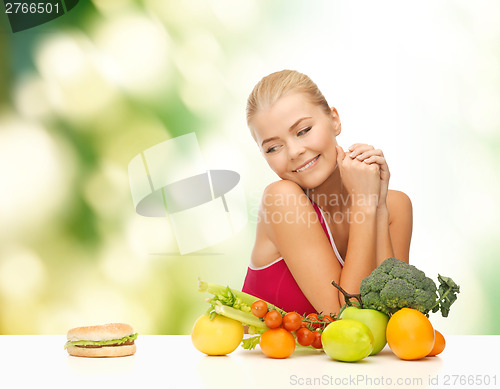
top-left (191, 314), bottom-right (244, 355)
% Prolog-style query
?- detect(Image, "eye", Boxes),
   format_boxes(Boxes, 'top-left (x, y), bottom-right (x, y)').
top-left (297, 127), bottom-right (311, 136)
top-left (265, 145), bottom-right (280, 154)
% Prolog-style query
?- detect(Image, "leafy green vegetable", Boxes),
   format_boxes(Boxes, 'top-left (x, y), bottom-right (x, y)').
top-left (214, 303), bottom-right (267, 330)
top-left (199, 280), bottom-right (257, 309)
top-left (241, 336), bottom-right (261, 350)
top-left (198, 279), bottom-right (286, 316)
top-left (198, 278), bottom-right (287, 336)
top-left (334, 257), bottom-right (460, 317)
top-left (64, 333), bottom-right (138, 349)
top-left (431, 274), bottom-right (460, 317)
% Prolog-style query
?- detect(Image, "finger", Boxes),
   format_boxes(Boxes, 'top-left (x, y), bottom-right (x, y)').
top-left (348, 143), bottom-right (362, 151)
top-left (348, 143), bottom-right (373, 151)
top-left (363, 155), bottom-right (386, 165)
top-left (349, 144), bottom-right (374, 158)
top-left (364, 161), bottom-right (380, 175)
top-left (364, 156), bottom-right (390, 179)
top-left (355, 148), bottom-right (384, 161)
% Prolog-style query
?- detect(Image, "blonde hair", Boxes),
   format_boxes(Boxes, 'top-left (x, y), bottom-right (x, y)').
top-left (246, 70), bottom-right (331, 126)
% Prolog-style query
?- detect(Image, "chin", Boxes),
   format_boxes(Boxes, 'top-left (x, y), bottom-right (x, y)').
top-left (290, 173), bottom-right (328, 190)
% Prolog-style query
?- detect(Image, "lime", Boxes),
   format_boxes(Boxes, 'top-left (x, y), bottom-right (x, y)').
top-left (321, 319), bottom-right (374, 362)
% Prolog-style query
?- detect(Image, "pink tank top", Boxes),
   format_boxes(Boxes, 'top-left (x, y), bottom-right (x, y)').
top-left (242, 202), bottom-right (344, 315)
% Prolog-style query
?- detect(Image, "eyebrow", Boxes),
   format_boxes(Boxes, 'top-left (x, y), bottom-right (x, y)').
top-left (261, 117), bottom-right (312, 147)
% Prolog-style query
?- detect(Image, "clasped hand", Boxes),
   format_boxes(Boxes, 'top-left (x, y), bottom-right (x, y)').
top-left (335, 143), bottom-right (390, 209)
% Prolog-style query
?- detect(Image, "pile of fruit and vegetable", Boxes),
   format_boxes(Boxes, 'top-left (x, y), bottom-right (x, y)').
top-left (191, 257), bottom-right (460, 362)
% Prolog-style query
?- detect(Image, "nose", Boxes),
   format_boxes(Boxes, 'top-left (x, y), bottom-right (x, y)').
top-left (288, 139), bottom-right (306, 160)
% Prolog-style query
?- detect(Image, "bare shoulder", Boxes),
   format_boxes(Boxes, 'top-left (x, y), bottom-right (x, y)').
top-left (252, 180), bottom-right (316, 268)
top-left (261, 180), bottom-right (309, 210)
top-left (263, 179), bottom-right (304, 197)
top-left (387, 190), bottom-right (412, 220)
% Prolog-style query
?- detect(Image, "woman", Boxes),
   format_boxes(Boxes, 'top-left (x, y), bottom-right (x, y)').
top-left (242, 70), bottom-right (412, 316)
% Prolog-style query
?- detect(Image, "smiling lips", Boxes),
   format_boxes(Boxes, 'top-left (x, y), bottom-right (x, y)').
top-left (293, 155), bottom-right (320, 173)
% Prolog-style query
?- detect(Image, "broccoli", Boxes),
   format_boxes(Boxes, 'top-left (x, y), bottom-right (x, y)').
top-left (332, 257), bottom-right (460, 317)
top-left (379, 278), bottom-right (418, 310)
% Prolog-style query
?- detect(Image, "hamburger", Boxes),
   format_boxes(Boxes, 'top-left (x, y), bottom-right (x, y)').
top-left (65, 323), bottom-right (137, 357)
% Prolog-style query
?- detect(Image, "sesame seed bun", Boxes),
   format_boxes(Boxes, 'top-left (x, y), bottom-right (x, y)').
top-left (67, 323), bottom-right (134, 342)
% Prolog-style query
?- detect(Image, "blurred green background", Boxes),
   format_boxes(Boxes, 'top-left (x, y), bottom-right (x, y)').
top-left (0, 0), bottom-right (499, 335)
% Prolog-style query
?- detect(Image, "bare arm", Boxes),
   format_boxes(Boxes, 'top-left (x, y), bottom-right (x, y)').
top-left (386, 190), bottom-right (413, 263)
top-left (334, 146), bottom-right (382, 299)
top-left (375, 207), bottom-right (395, 265)
top-left (347, 145), bottom-right (412, 264)
top-left (261, 180), bottom-right (343, 314)
top-left (338, 204), bottom-right (378, 298)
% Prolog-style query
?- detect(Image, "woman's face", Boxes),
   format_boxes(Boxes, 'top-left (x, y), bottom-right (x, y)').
top-left (250, 92), bottom-right (341, 189)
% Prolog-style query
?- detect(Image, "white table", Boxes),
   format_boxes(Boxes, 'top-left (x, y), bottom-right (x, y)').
top-left (0, 335), bottom-right (497, 389)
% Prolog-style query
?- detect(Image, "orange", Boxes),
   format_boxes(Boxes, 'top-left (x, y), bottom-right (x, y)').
top-left (428, 329), bottom-right (446, 356)
top-left (386, 308), bottom-right (435, 360)
top-left (259, 328), bottom-right (296, 359)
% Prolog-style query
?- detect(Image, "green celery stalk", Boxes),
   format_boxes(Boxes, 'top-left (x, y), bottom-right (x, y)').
top-left (214, 303), bottom-right (267, 330)
top-left (198, 279), bottom-right (287, 315)
top-left (198, 279), bottom-right (259, 307)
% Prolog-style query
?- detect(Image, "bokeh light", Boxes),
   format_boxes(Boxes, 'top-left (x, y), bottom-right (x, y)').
top-left (91, 0), bottom-right (134, 15)
top-left (0, 116), bottom-right (75, 240)
top-left (14, 73), bottom-right (52, 119)
top-left (93, 12), bottom-right (171, 97)
top-left (0, 246), bottom-right (46, 300)
top-left (35, 31), bottom-right (117, 121)
top-left (82, 160), bottom-right (130, 219)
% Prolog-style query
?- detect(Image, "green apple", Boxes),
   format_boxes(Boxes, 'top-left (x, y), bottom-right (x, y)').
top-left (321, 319), bottom-right (374, 362)
top-left (339, 306), bottom-right (389, 355)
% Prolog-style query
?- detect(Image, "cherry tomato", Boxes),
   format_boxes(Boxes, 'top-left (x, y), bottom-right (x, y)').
top-left (306, 313), bottom-right (320, 329)
top-left (296, 327), bottom-right (315, 347)
top-left (264, 310), bottom-right (283, 329)
top-left (322, 315), bottom-right (334, 324)
top-left (259, 328), bottom-right (296, 359)
top-left (282, 312), bottom-right (302, 332)
top-left (311, 331), bottom-right (323, 349)
top-left (250, 300), bottom-right (268, 318)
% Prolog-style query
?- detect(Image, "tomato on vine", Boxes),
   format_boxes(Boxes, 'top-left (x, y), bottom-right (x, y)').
top-left (311, 331), bottom-right (323, 349)
top-left (250, 300), bottom-right (268, 318)
top-left (305, 313), bottom-right (321, 329)
top-left (282, 312), bottom-right (302, 332)
top-left (296, 327), bottom-right (315, 347)
top-left (264, 310), bottom-right (283, 329)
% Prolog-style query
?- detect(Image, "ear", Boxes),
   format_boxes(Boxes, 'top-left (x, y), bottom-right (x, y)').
top-left (330, 107), bottom-right (341, 136)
